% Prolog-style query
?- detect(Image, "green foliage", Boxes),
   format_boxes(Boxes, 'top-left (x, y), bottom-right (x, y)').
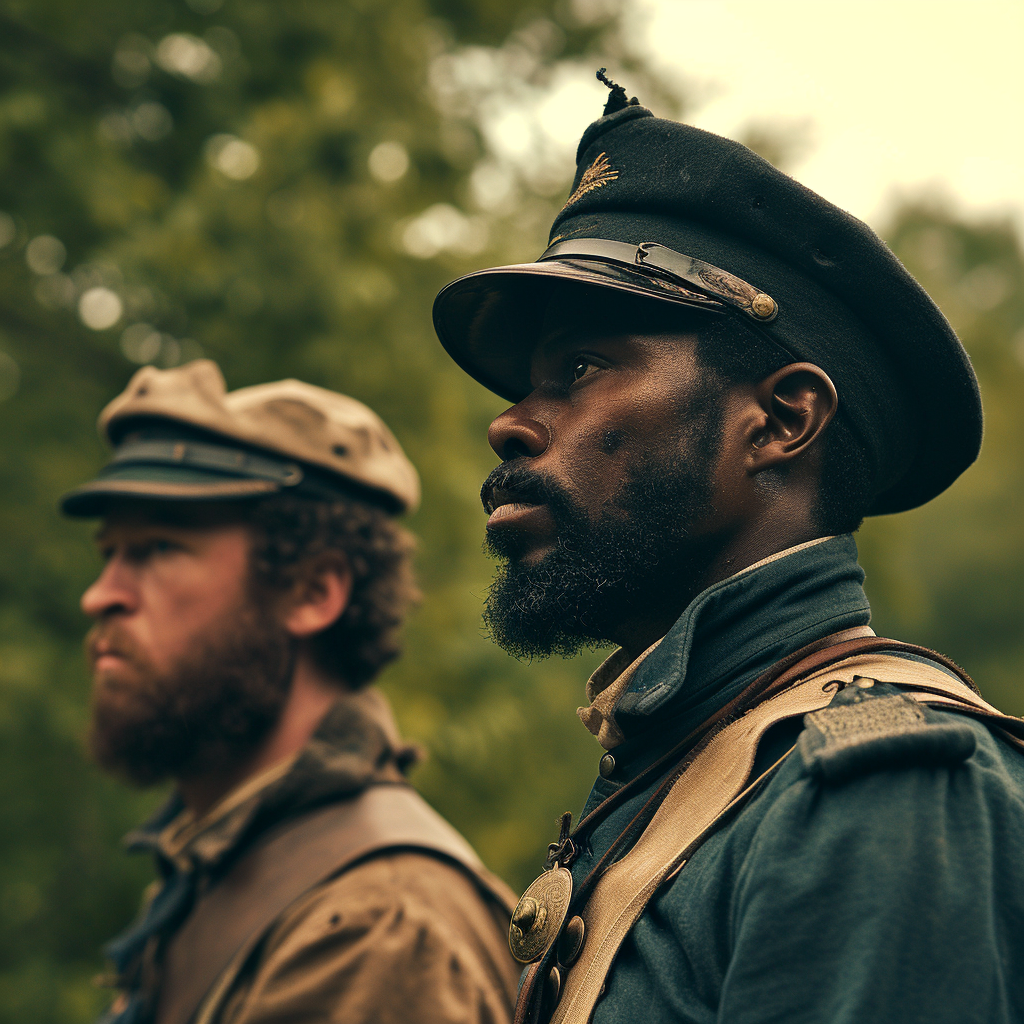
top-left (0, 2), bottom-right (1022, 1021)
top-left (860, 203), bottom-right (1024, 717)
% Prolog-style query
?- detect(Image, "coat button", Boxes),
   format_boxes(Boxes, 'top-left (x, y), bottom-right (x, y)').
top-left (558, 915), bottom-right (585, 967)
top-left (599, 753), bottom-right (616, 778)
top-left (546, 965), bottom-right (562, 1004)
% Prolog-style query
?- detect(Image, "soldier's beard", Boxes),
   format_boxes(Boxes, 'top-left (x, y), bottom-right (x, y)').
top-left (482, 429), bottom-right (721, 660)
top-left (86, 598), bottom-right (295, 788)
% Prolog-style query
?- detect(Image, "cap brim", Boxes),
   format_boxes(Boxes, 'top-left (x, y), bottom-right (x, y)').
top-left (432, 258), bottom-right (727, 404)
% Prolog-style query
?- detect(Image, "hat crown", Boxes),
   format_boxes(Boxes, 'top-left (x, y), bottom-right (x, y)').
top-left (97, 360), bottom-right (419, 513)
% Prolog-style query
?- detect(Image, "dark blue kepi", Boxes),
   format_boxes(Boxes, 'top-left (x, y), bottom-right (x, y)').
top-left (432, 79), bottom-right (982, 517)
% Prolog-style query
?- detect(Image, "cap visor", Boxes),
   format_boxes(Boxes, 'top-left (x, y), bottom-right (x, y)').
top-left (432, 258), bottom-right (726, 402)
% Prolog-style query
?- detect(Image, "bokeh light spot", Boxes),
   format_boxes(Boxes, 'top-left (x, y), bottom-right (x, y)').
top-left (469, 160), bottom-right (516, 212)
top-left (132, 102), bottom-right (173, 142)
top-left (98, 112), bottom-right (134, 146)
top-left (368, 141), bottom-right (410, 183)
top-left (25, 235), bottom-right (66, 275)
top-left (112, 36), bottom-right (151, 89)
top-left (155, 33), bottom-right (221, 83)
top-left (79, 287), bottom-right (123, 330)
top-left (121, 323), bottom-right (163, 363)
top-left (205, 135), bottom-right (261, 180)
top-left (400, 204), bottom-right (488, 259)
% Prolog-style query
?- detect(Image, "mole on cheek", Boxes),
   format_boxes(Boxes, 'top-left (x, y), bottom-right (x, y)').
top-left (601, 429), bottom-right (624, 454)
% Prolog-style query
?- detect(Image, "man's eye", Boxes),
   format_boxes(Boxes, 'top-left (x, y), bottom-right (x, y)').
top-left (572, 358), bottom-right (591, 382)
top-left (126, 539), bottom-right (176, 562)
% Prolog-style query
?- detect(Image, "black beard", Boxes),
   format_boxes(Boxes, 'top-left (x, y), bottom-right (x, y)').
top-left (87, 600), bottom-right (295, 788)
top-left (482, 421), bottom-right (721, 660)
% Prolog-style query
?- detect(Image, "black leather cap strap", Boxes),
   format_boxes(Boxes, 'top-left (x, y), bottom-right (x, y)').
top-left (540, 238), bottom-right (778, 322)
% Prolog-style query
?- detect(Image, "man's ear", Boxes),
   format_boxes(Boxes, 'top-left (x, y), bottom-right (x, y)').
top-left (280, 555), bottom-right (352, 638)
top-left (748, 362), bottom-right (838, 473)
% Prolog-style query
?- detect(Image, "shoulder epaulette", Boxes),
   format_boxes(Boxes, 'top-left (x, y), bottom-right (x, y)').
top-left (798, 680), bottom-right (977, 784)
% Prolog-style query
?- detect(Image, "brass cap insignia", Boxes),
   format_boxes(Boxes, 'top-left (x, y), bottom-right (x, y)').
top-left (561, 153), bottom-right (619, 212)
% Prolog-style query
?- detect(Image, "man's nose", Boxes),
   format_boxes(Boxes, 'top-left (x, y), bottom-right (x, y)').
top-left (488, 402), bottom-right (551, 462)
top-left (80, 559), bottom-right (137, 619)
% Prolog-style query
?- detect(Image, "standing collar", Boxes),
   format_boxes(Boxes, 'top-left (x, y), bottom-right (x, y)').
top-left (580, 534), bottom-right (871, 748)
top-left (578, 638), bottom-right (664, 749)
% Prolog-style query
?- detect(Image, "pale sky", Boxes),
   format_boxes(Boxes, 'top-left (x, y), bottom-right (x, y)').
top-left (631, 0), bottom-right (1024, 230)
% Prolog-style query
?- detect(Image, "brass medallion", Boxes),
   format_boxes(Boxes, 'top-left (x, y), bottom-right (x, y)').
top-left (509, 866), bottom-right (573, 963)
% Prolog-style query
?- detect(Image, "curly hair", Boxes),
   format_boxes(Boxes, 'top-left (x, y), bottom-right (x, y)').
top-left (244, 493), bottom-right (420, 687)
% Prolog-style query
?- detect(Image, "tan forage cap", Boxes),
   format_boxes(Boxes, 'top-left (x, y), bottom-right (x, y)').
top-left (61, 359), bottom-right (420, 517)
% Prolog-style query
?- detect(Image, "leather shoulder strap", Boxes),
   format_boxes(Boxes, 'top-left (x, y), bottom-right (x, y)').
top-left (546, 652), bottom-right (1018, 1024)
top-left (156, 784), bottom-right (516, 1024)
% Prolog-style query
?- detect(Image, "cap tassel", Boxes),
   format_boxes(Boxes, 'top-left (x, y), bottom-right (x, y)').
top-left (596, 68), bottom-right (639, 115)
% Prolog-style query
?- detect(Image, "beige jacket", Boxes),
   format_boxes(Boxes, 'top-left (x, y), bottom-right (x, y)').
top-left (214, 849), bottom-right (517, 1024)
top-left (106, 688), bottom-right (520, 1024)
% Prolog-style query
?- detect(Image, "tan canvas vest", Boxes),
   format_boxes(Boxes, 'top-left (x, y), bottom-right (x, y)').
top-left (514, 640), bottom-right (1024, 1024)
top-left (153, 783), bottom-right (517, 1024)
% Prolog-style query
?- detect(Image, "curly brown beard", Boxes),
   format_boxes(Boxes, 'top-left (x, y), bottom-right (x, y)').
top-left (86, 597), bottom-right (295, 788)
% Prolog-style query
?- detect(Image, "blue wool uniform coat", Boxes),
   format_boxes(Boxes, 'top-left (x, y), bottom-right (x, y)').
top-left (566, 536), bottom-right (1024, 1024)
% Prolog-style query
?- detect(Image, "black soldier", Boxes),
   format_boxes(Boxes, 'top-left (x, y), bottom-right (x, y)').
top-left (63, 360), bottom-right (519, 1024)
top-left (432, 76), bottom-right (1024, 1024)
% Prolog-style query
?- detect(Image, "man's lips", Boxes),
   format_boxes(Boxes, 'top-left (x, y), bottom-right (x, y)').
top-left (484, 487), bottom-right (559, 538)
top-left (94, 651), bottom-right (127, 667)
top-left (483, 484), bottom-right (544, 526)
top-left (487, 500), bottom-right (547, 528)
top-left (91, 646), bottom-right (132, 673)
top-left (87, 631), bottom-right (139, 673)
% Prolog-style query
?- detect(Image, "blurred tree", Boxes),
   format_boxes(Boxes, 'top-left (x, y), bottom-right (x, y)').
top-left (861, 202), bottom-right (1024, 717)
top-left (0, 2), bottom-right (1021, 1021)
